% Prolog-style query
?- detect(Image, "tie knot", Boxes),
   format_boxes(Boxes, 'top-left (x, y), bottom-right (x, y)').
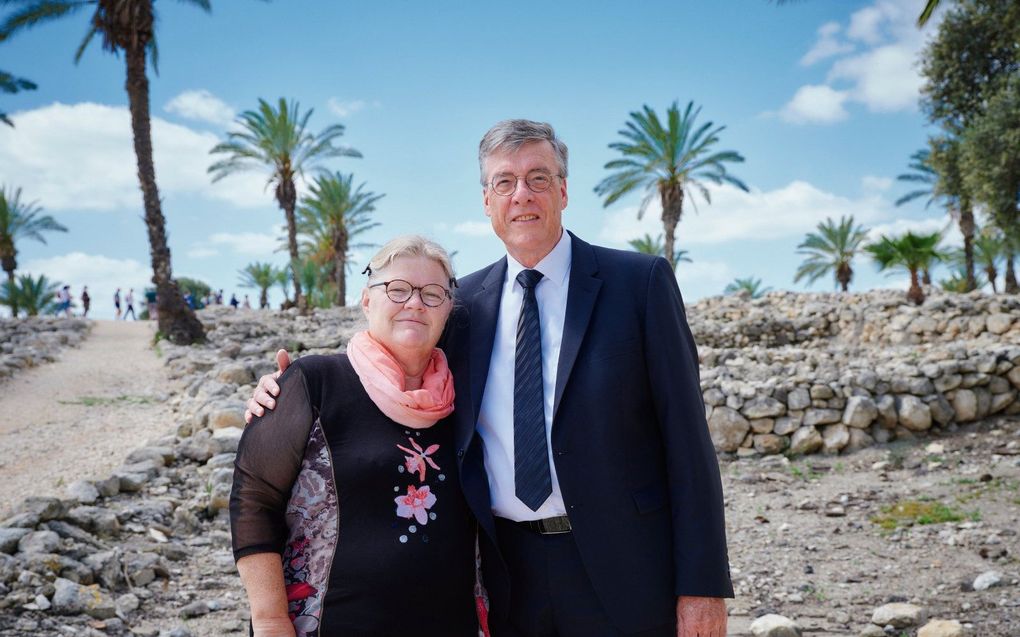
top-left (516, 269), bottom-right (544, 290)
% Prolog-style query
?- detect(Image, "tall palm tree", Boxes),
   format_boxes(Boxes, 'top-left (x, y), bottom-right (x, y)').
top-left (724, 276), bottom-right (771, 299)
top-left (627, 233), bottom-right (691, 268)
top-left (595, 101), bottom-right (748, 268)
top-left (973, 231), bottom-right (1005, 293)
top-left (793, 215), bottom-right (869, 292)
top-left (0, 0), bottom-right (208, 344)
top-left (296, 172), bottom-right (381, 306)
top-left (209, 98), bottom-right (361, 310)
top-left (896, 144), bottom-right (977, 290)
top-left (0, 186), bottom-right (67, 317)
top-left (866, 231), bottom-right (945, 305)
top-left (0, 273), bottom-right (60, 317)
top-left (1, 69), bottom-right (37, 126)
top-left (238, 261), bottom-right (276, 309)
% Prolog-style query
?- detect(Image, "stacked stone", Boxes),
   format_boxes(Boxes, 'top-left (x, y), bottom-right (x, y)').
top-left (0, 317), bottom-right (92, 382)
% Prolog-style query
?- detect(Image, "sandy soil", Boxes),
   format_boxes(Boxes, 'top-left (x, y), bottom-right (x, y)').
top-left (0, 320), bottom-right (174, 519)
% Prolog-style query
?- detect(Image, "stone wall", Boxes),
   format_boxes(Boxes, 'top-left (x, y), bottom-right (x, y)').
top-left (0, 318), bottom-right (92, 383)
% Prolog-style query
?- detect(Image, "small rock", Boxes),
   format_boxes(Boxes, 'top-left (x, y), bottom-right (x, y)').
top-left (116, 592), bottom-right (140, 616)
top-left (871, 602), bottom-right (925, 628)
top-left (918, 619), bottom-right (965, 637)
top-left (0, 528), bottom-right (31, 554)
top-left (750, 613), bottom-right (802, 637)
top-left (66, 480), bottom-right (100, 504)
top-left (179, 600), bottom-right (211, 618)
top-left (973, 570), bottom-right (1002, 591)
top-left (18, 529), bottom-right (61, 554)
top-left (51, 577), bottom-right (116, 619)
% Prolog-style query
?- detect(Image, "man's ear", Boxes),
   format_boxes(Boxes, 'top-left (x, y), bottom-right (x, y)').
top-left (360, 288), bottom-right (371, 319)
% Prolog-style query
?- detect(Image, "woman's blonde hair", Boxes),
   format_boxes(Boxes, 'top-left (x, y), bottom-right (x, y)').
top-left (365, 235), bottom-right (455, 284)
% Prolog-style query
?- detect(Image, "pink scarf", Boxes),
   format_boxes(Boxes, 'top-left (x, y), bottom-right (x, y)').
top-left (346, 331), bottom-right (455, 429)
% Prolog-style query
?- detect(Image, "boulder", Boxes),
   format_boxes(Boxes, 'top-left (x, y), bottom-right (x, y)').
top-left (707, 407), bottom-right (750, 452)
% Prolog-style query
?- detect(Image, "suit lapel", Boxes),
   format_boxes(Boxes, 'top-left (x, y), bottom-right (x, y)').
top-left (458, 258), bottom-right (506, 453)
top-left (553, 233), bottom-right (602, 422)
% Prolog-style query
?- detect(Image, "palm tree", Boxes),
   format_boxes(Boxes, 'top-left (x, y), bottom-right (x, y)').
top-left (866, 231), bottom-right (945, 305)
top-left (595, 101), bottom-right (748, 269)
top-left (0, 0), bottom-right (208, 344)
top-left (238, 261), bottom-right (276, 309)
top-left (724, 277), bottom-right (771, 299)
top-left (627, 233), bottom-right (692, 268)
top-left (973, 231), bottom-right (1005, 293)
top-left (0, 186), bottom-right (67, 317)
top-left (296, 172), bottom-right (381, 306)
top-left (793, 215), bottom-right (869, 292)
top-left (0, 273), bottom-right (60, 317)
top-left (274, 264), bottom-right (291, 308)
top-left (209, 98), bottom-right (361, 310)
top-left (896, 144), bottom-right (977, 290)
top-left (1, 69), bottom-right (37, 126)
top-left (773, 0), bottom-right (942, 28)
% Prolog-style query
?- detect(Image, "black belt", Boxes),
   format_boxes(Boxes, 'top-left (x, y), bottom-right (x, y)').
top-left (516, 515), bottom-right (572, 535)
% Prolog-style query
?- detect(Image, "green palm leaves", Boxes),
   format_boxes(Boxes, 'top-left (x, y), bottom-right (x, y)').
top-left (238, 261), bottom-right (282, 310)
top-left (724, 277), bottom-right (771, 299)
top-left (794, 216), bottom-right (869, 292)
top-left (596, 100), bottom-right (747, 269)
top-left (0, 186), bottom-right (68, 316)
top-left (296, 172), bottom-right (381, 306)
top-left (209, 98), bottom-right (362, 309)
top-left (627, 233), bottom-right (691, 268)
top-left (865, 231), bottom-right (946, 305)
top-left (1, 69), bottom-right (37, 126)
top-left (0, 273), bottom-right (61, 317)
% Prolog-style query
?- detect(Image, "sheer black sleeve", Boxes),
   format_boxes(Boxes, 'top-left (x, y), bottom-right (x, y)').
top-left (229, 363), bottom-right (316, 561)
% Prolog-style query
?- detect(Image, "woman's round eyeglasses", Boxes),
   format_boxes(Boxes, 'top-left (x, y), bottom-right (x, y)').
top-left (369, 279), bottom-right (451, 307)
top-left (489, 170), bottom-right (562, 196)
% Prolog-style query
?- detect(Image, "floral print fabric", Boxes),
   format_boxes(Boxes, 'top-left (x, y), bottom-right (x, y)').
top-left (283, 420), bottom-right (338, 637)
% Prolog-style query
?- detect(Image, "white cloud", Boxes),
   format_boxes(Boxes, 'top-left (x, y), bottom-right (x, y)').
top-left (327, 98), bottom-right (368, 118)
top-left (187, 247), bottom-right (219, 259)
top-left (779, 85), bottom-right (850, 124)
top-left (675, 259), bottom-right (734, 290)
top-left (206, 228), bottom-right (284, 257)
top-left (164, 89), bottom-right (235, 126)
top-left (452, 221), bottom-right (493, 237)
top-left (20, 252), bottom-right (151, 320)
top-left (800, 21), bottom-right (855, 66)
top-left (867, 217), bottom-right (959, 245)
top-left (0, 102), bottom-right (273, 212)
top-left (779, 0), bottom-right (941, 123)
top-left (599, 180), bottom-right (892, 247)
top-left (828, 43), bottom-right (921, 112)
top-left (862, 175), bottom-right (893, 192)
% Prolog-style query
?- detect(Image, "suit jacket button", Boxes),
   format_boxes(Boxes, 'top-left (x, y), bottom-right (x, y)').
top-left (457, 449), bottom-right (465, 458)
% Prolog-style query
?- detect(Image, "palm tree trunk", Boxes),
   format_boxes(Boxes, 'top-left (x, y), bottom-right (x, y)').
top-left (986, 266), bottom-right (998, 293)
top-left (1005, 253), bottom-right (1018, 294)
top-left (2, 260), bottom-right (16, 317)
top-left (907, 269), bottom-right (925, 305)
top-left (959, 203), bottom-right (977, 291)
top-left (277, 179), bottom-right (304, 310)
top-left (922, 268), bottom-right (932, 286)
top-left (837, 263), bottom-right (851, 292)
top-left (259, 286), bottom-right (268, 309)
top-left (659, 183), bottom-right (684, 270)
top-left (124, 40), bottom-right (204, 344)
top-left (334, 231), bottom-right (347, 307)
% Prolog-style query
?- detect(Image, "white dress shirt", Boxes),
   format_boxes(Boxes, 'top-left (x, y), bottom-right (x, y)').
top-left (476, 230), bottom-right (572, 521)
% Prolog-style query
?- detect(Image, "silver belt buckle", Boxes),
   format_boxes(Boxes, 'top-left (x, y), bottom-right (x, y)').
top-left (532, 515), bottom-right (572, 535)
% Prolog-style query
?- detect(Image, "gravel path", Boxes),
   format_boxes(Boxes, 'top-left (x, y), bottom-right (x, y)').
top-left (0, 320), bottom-right (173, 518)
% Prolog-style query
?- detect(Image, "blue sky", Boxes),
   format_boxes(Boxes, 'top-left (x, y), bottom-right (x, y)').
top-left (1, 0), bottom-right (961, 318)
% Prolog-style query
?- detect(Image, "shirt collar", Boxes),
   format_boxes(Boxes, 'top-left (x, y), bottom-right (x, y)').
top-left (505, 228), bottom-right (572, 289)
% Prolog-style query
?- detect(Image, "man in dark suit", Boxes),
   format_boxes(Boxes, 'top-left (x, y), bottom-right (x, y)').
top-left (246, 120), bottom-right (731, 637)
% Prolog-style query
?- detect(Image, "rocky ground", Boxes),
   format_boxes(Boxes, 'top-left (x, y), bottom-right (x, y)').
top-left (0, 298), bottom-right (1017, 636)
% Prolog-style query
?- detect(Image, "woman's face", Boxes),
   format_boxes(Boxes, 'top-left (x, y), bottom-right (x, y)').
top-left (361, 256), bottom-right (453, 358)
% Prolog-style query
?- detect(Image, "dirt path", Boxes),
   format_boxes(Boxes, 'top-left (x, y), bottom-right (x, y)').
top-left (0, 320), bottom-right (174, 518)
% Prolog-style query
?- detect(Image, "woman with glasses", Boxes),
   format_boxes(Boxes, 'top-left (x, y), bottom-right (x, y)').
top-left (230, 235), bottom-right (479, 637)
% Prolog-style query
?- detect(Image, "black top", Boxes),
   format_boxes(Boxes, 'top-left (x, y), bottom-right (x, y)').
top-left (230, 354), bottom-right (477, 637)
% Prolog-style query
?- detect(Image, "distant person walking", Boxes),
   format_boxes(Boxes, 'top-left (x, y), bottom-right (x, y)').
top-left (123, 288), bottom-right (136, 320)
top-left (56, 285), bottom-right (72, 317)
top-left (81, 286), bottom-right (91, 317)
top-left (242, 294), bottom-right (251, 309)
top-left (114, 288), bottom-right (122, 320)
top-left (229, 293), bottom-right (239, 309)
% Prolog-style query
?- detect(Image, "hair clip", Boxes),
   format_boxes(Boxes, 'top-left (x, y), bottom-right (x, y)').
top-left (362, 265), bottom-right (372, 276)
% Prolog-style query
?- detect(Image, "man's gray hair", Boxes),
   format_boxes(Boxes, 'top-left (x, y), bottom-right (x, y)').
top-left (478, 119), bottom-right (569, 186)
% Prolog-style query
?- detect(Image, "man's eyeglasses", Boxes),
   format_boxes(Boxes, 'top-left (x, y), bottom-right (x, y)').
top-left (369, 279), bottom-right (451, 307)
top-left (489, 170), bottom-right (562, 197)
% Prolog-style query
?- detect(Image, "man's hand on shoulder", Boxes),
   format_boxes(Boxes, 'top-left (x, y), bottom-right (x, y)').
top-left (244, 349), bottom-right (291, 424)
top-left (676, 596), bottom-right (727, 637)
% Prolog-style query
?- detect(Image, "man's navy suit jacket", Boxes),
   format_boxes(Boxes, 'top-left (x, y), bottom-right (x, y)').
top-left (443, 232), bottom-right (733, 634)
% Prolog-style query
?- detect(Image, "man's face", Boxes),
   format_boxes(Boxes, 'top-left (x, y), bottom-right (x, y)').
top-left (482, 140), bottom-right (568, 268)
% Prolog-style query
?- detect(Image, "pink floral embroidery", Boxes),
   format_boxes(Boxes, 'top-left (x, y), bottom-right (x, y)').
top-left (394, 484), bottom-right (437, 524)
top-left (397, 437), bottom-right (440, 482)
